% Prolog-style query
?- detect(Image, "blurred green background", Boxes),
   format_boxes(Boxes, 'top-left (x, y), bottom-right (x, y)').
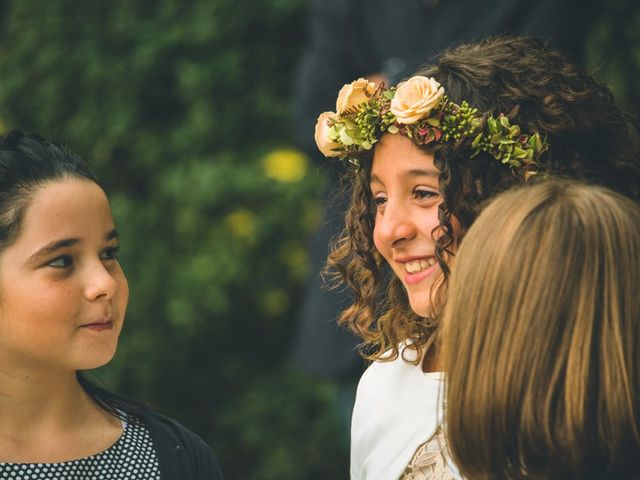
top-left (0, 1), bottom-right (637, 478)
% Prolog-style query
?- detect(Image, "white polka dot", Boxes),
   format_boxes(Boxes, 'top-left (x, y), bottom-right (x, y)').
top-left (0, 416), bottom-right (160, 479)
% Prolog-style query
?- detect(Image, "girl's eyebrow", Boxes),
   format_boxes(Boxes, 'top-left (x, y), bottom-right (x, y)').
top-left (30, 229), bottom-right (119, 262)
top-left (405, 168), bottom-right (439, 178)
top-left (30, 238), bottom-right (80, 261)
top-left (370, 169), bottom-right (439, 185)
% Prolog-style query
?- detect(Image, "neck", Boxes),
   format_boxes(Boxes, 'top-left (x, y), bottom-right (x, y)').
top-left (0, 366), bottom-right (95, 436)
top-left (0, 361), bottom-right (124, 463)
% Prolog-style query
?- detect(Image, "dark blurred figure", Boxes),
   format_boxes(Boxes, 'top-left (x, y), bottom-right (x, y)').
top-left (291, 0), bottom-right (587, 449)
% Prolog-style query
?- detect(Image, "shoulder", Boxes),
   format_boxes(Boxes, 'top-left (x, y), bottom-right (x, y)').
top-left (136, 410), bottom-right (226, 480)
top-left (352, 342), bottom-right (444, 433)
top-left (350, 346), bottom-right (446, 480)
top-left (357, 343), bottom-right (437, 393)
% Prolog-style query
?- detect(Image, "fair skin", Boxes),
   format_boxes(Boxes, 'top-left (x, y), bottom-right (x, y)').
top-left (0, 178), bottom-right (128, 462)
top-left (371, 133), bottom-right (444, 318)
top-left (371, 134), bottom-right (457, 370)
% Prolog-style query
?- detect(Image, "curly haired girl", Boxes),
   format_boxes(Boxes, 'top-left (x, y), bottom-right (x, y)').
top-left (315, 36), bottom-right (640, 479)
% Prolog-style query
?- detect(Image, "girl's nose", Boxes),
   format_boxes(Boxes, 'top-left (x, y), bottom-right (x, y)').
top-left (84, 260), bottom-right (118, 301)
top-left (375, 200), bottom-right (416, 248)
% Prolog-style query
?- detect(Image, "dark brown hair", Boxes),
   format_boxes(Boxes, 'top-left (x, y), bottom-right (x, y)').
top-left (0, 129), bottom-right (148, 421)
top-left (442, 180), bottom-right (640, 479)
top-left (326, 36), bottom-right (640, 362)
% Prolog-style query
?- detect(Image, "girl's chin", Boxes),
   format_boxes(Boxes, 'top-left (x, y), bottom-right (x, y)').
top-left (408, 298), bottom-right (431, 318)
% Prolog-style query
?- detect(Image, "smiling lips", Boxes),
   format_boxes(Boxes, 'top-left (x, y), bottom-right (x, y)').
top-left (403, 258), bottom-right (436, 273)
top-left (80, 317), bottom-right (114, 331)
top-left (398, 257), bottom-right (437, 285)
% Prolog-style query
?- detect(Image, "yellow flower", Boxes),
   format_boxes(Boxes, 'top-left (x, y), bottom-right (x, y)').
top-left (224, 209), bottom-right (257, 240)
top-left (336, 78), bottom-right (376, 114)
top-left (263, 149), bottom-right (308, 182)
top-left (260, 288), bottom-right (289, 317)
top-left (390, 76), bottom-right (445, 124)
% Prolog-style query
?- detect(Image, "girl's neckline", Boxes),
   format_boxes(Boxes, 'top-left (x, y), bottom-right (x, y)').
top-left (0, 416), bottom-right (127, 465)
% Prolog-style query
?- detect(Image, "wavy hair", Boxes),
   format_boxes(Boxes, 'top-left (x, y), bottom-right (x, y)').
top-left (326, 36), bottom-right (640, 363)
top-left (442, 180), bottom-right (640, 479)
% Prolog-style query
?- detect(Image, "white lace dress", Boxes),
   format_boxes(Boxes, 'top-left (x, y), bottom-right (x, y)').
top-left (400, 427), bottom-right (457, 480)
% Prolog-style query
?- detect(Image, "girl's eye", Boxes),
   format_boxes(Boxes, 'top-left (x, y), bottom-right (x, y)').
top-left (48, 255), bottom-right (73, 268)
top-left (414, 188), bottom-right (438, 200)
top-left (101, 246), bottom-right (120, 261)
top-left (373, 193), bottom-right (387, 206)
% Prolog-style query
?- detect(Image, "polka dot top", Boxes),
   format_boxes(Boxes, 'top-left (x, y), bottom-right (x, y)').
top-left (0, 416), bottom-right (160, 480)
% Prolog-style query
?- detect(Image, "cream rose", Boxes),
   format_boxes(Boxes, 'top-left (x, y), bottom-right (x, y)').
top-left (314, 111), bottom-right (342, 157)
top-left (390, 76), bottom-right (445, 124)
top-left (336, 78), bottom-right (376, 114)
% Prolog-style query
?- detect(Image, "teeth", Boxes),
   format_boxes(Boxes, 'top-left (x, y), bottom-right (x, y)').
top-left (404, 258), bottom-right (436, 273)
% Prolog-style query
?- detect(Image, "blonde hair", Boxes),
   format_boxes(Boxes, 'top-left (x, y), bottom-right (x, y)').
top-left (442, 180), bottom-right (640, 479)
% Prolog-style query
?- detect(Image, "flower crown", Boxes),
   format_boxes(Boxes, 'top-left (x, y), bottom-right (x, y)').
top-left (314, 76), bottom-right (548, 177)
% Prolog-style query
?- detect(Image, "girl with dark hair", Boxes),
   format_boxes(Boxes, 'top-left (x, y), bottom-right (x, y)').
top-left (442, 180), bottom-right (640, 479)
top-left (314, 36), bottom-right (640, 478)
top-left (0, 130), bottom-right (225, 479)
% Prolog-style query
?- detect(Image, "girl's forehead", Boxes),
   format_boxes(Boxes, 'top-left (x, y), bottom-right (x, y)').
top-left (371, 136), bottom-right (437, 180)
top-left (15, 179), bottom-right (114, 248)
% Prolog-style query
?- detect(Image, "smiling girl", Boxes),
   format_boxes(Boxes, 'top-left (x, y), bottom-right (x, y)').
top-left (315, 37), bottom-right (640, 479)
top-left (0, 130), bottom-right (225, 479)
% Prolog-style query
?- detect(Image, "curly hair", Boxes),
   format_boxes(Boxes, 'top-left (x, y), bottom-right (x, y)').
top-left (326, 36), bottom-right (640, 363)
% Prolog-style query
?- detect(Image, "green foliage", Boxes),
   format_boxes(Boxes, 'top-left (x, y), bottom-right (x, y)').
top-left (215, 366), bottom-right (348, 480)
top-left (586, 0), bottom-right (640, 114)
top-left (2, 0), bottom-right (637, 478)
top-left (0, 0), bottom-right (347, 477)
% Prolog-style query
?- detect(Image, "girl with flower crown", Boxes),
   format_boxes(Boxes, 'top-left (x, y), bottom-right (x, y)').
top-left (315, 36), bottom-right (640, 479)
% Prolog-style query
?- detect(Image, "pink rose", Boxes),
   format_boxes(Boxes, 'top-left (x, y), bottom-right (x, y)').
top-left (336, 78), bottom-right (376, 114)
top-left (390, 76), bottom-right (445, 124)
top-left (314, 111), bottom-right (342, 157)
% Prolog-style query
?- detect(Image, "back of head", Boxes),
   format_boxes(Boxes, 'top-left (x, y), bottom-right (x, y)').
top-left (443, 179), bottom-right (640, 479)
top-left (0, 130), bottom-right (99, 251)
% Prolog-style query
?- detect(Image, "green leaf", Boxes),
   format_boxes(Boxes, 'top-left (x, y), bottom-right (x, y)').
top-left (513, 146), bottom-right (528, 159)
top-left (487, 117), bottom-right (498, 134)
top-left (339, 127), bottom-right (354, 145)
top-left (529, 133), bottom-right (543, 153)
